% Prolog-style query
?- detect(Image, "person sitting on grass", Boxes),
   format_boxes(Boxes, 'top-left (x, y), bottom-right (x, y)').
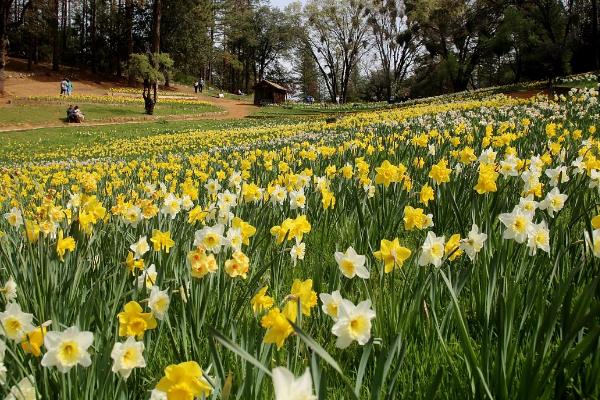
top-left (66, 105), bottom-right (76, 122)
top-left (69, 105), bottom-right (85, 123)
top-left (74, 106), bottom-right (85, 122)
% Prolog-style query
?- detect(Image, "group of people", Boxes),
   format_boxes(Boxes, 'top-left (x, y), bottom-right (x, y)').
top-left (66, 105), bottom-right (85, 123)
top-left (193, 78), bottom-right (205, 93)
top-left (60, 78), bottom-right (74, 95)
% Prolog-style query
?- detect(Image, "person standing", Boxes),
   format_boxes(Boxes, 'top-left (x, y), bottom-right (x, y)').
top-left (67, 79), bottom-right (73, 96)
top-left (60, 78), bottom-right (67, 95)
top-left (194, 81), bottom-right (199, 93)
top-left (199, 78), bottom-right (204, 93)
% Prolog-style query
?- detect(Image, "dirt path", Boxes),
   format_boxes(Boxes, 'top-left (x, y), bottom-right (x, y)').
top-left (0, 58), bottom-right (256, 132)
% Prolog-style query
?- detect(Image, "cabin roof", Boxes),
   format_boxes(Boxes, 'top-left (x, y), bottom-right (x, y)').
top-left (256, 79), bottom-right (287, 92)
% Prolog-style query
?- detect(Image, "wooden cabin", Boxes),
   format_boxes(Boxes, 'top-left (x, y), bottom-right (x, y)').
top-left (254, 80), bottom-right (287, 105)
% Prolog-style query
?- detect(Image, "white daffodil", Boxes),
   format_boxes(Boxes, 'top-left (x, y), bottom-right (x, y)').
top-left (179, 195), bottom-right (193, 211)
top-left (479, 147), bottom-right (497, 164)
top-left (0, 339), bottom-right (6, 385)
top-left (290, 241), bottom-right (306, 265)
top-left (545, 166), bottom-right (569, 186)
top-left (149, 389), bottom-right (168, 400)
top-left (204, 178), bottom-right (221, 195)
top-left (539, 187), bottom-right (568, 217)
top-left (498, 206), bottom-right (532, 243)
top-left (459, 224), bottom-right (488, 261)
top-left (160, 193), bottom-right (182, 219)
top-left (194, 224), bottom-right (226, 253)
top-left (67, 192), bottom-right (82, 210)
top-left (585, 229), bottom-right (600, 258)
top-left (110, 336), bottom-right (146, 379)
top-left (518, 195), bottom-right (539, 218)
top-left (147, 286), bottom-right (170, 320)
top-left (499, 154), bottom-right (519, 177)
top-left (4, 375), bottom-right (37, 400)
top-left (135, 264), bottom-right (158, 290)
top-left (589, 169), bottom-right (600, 190)
top-left (217, 190), bottom-right (238, 209)
top-left (331, 299), bottom-right (376, 349)
top-left (418, 231), bottom-right (445, 267)
top-left (521, 169), bottom-right (541, 193)
top-left (41, 326), bottom-right (94, 373)
top-left (1, 277), bottom-right (17, 302)
top-left (571, 156), bottom-right (585, 175)
top-left (3, 207), bottom-right (23, 228)
top-left (0, 303), bottom-right (34, 341)
top-left (527, 221), bottom-right (550, 256)
top-left (272, 367), bottom-right (316, 400)
top-left (334, 246), bottom-right (369, 279)
top-left (130, 236), bottom-right (150, 260)
top-left (143, 182), bottom-right (157, 197)
top-left (228, 171), bottom-right (242, 188)
top-left (123, 205), bottom-right (142, 227)
top-left (226, 227), bottom-right (243, 251)
top-left (319, 290), bottom-right (351, 321)
top-left (528, 155), bottom-right (544, 173)
top-left (270, 185), bottom-right (287, 206)
top-left (289, 189), bottom-right (307, 210)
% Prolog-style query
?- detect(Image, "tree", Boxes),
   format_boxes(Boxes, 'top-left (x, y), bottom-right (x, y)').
top-left (295, 42), bottom-right (321, 100)
top-left (303, 0), bottom-right (371, 103)
top-left (1, 0), bottom-right (33, 95)
top-left (51, 0), bottom-right (59, 71)
top-left (127, 52), bottom-right (173, 114)
top-left (365, 0), bottom-right (418, 100)
top-left (152, 0), bottom-right (161, 53)
top-left (406, 0), bottom-right (503, 91)
top-left (252, 6), bottom-right (294, 82)
top-left (160, 0), bottom-right (213, 80)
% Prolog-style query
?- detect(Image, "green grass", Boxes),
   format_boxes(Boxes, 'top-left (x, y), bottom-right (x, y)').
top-left (0, 117), bottom-right (307, 162)
top-left (201, 86), bottom-right (254, 102)
top-left (0, 100), bottom-right (222, 127)
top-left (250, 102), bottom-right (393, 118)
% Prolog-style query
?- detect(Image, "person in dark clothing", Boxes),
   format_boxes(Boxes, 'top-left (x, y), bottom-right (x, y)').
top-left (66, 105), bottom-right (75, 122)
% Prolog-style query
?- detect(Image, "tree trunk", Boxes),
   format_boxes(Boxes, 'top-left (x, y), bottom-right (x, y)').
top-left (90, 0), bottom-right (97, 72)
top-left (593, 0), bottom-right (599, 70)
top-left (79, 0), bottom-right (86, 69)
top-left (126, 0), bottom-right (134, 84)
top-left (27, 33), bottom-right (33, 70)
top-left (152, 0), bottom-right (161, 53)
top-left (208, 25), bottom-right (214, 85)
top-left (61, 0), bottom-right (67, 58)
top-left (0, 35), bottom-right (7, 96)
top-left (0, 0), bottom-right (11, 96)
top-left (52, 0), bottom-right (60, 71)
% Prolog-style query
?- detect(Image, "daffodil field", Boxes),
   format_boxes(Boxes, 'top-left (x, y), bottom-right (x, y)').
top-left (1, 88), bottom-right (600, 399)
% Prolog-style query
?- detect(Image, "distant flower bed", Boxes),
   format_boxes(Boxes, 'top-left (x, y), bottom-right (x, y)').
top-left (557, 72), bottom-right (599, 84)
top-left (24, 94), bottom-right (215, 107)
top-left (108, 87), bottom-right (142, 94)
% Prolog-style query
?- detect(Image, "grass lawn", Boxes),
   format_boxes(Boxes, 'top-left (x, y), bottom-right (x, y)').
top-left (0, 116), bottom-right (305, 162)
top-left (0, 100), bottom-right (222, 127)
top-left (202, 86), bottom-right (254, 102)
top-left (250, 102), bottom-right (392, 118)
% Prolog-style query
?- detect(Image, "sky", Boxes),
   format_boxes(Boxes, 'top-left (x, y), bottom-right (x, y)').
top-left (269, 0), bottom-right (303, 10)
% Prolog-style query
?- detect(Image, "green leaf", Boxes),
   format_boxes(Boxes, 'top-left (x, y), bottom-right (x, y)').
top-left (208, 327), bottom-right (272, 377)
